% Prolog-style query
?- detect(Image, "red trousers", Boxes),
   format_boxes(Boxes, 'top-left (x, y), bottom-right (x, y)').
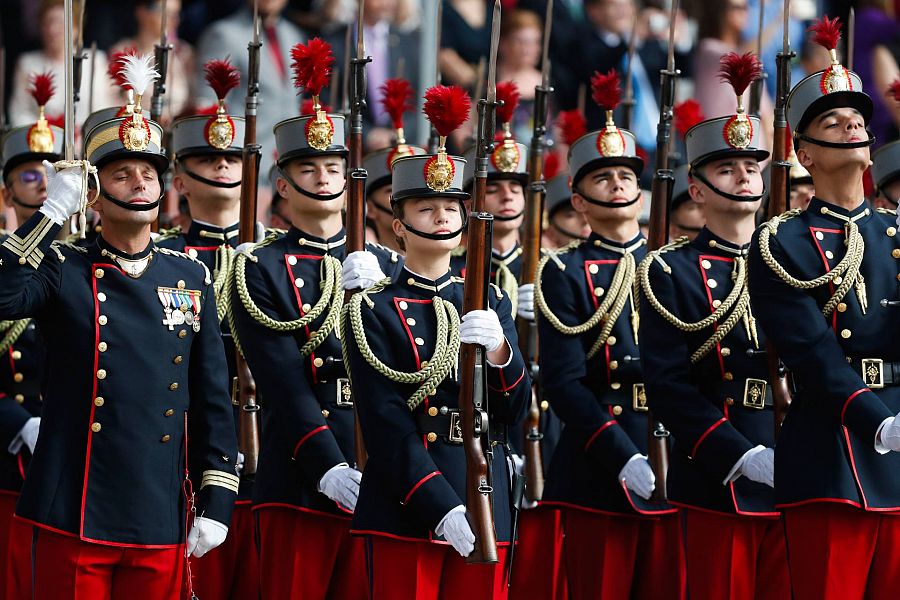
top-left (366, 535), bottom-right (510, 600)
top-left (5, 511), bottom-right (33, 600)
top-left (31, 526), bottom-right (184, 600)
top-left (561, 508), bottom-right (686, 600)
top-left (508, 506), bottom-right (566, 600)
top-left (783, 502), bottom-right (900, 600)
top-left (684, 509), bottom-right (790, 600)
top-left (184, 502), bottom-right (259, 600)
top-left (256, 507), bottom-right (366, 600)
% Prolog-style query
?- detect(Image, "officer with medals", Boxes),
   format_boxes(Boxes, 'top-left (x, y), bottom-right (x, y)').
top-left (0, 53), bottom-right (238, 599)
top-left (748, 17), bottom-right (900, 598)
top-left (156, 58), bottom-right (261, 600)
top-left (534, 69), bottom-right (685, 600)
top-left (640, 51), bottom-right (790, 600)
top-left (0, 72), bottom-right (62, 600)
top-left (227, 38), bottom-right (399, 600)
top-left (343, 84), bottom-right (529, 600)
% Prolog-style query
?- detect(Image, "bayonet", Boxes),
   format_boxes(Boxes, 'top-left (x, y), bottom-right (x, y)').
top-left (847, 7), bottom-right (855, 70)
top-left (340, 24), bottom-right (351, 115)
top-left (150, 0), bottom-right (172, 124)
top-left (749, 0), bottom-right (766, 115)
top-left (63, 0), bottom-right (76, 161)
top-left (622, 13), bottom-right (637, 129)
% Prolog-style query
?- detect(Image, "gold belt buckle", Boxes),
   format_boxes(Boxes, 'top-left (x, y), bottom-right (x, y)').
top-left (632, 384), bottom-right (648, 412)
top-left (743, 378), bottom-right (767, 409)
top-left (861, 358), bottom-right (885, 389)
top-left (336, 378), bottom-right (354, 407)
top-left (448, 411), bottom-right (464, 443)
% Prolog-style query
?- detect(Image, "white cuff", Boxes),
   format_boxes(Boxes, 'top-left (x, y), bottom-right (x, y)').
top-left (7, 432), bottom-right (24, 455)
top-left (316, 462), bottom-right (350, 492)
top-left (875, 417), bottom-right (893, 454)
top-left (486, 338), bottom-right (513, 368)
top-left (723, 445), bottom-right (765, 485)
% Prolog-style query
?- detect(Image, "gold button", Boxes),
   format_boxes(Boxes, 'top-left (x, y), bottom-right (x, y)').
top-left (288, 256), bottom-right (298, 265)
top-left (95, 268), bottom-right (104, 278)
top-left (825, 251), bottom-right (834, 260)
top-left (399, 301), bottom-right (409, 310)
top-left (723, 372), bottom-right (734, 381)
top-left (607, 336), bottom-right (617, 346)
top-left (612, 405), bottom-right (623, 416)
top-left (415, 337), bottom-right (425, 346)
top-left (177, 280), bottom-right (186, 289)
top-left (173, 355), bottom-right (183, 364)
top-left (96, 369), bottom-right (106, 380)
top-left (94, 397), bottom-right (104, 407)
top-left (725, 397), bottom-right (735, 406)
top-left (294, 278), bottom-right (304, 288)
top-left (169, 382), bottom-right (179, 391)
top-left (712, 299), bottom-right (722, 308)
top-left (188, 249), bottom-right (199, 258)
top-left (609, 360), bottom-right (619, 370)
top-left (837, 302), bottom-right (847, 313)
top-left (298, 239), bottom-right (307, 246)
top-left (91, 422), bottom-right (102, 433)
top-left (97, 292), bottom-right (107, 302)
top-left (708, 240), bottom-right (717, 248)
top-left (407, 318), bottom-right (417, 326)
top-left (721, 347), bottom-right (731, 357)
top-left (841, 329), bottom-right (851, 339)
top-left (707, 278), bottom-right (718, 289)
top-left (833, 276), bottom-right (843, 285)
top-left (428, 406), bottom-right (438, 416)
top-left (98, 315), bottom-right (107, 325)
top-left (14, 394), bottom-right (24, 404)
top-left (594, 287), bottom-right (605, 297)
top-left (322, 409), bottom-right (330, 418)
top-left (896, 274), bottom-right (900, 282)
top-left (408, 277), bottom-right (416, 285)
top-left (160, 435), bottom-right (171, 443)
top-left (164, 409), bottom-right (174, 417)
top-left (610, 382), bottom-right (621, 390)
top-left (594, 239), bottom-right (602, 247)
top-left (11, 350), bottom-right (21, 360)
top-left (701, 260), bottom-right (712, 269)
top-left (815, 231), bottom-right (824, 241)
top-left (302, 303), bottom-right (311, 312)
top-left (178, 330), bottom-right (187, 338)
top-left (889, 227), bottom-right (897, 237)
top-left (589, 264), bottom-right (599, 274)
top-left (426, 432), bottom-right (438, 443)
top-left (13, 373), bottom-right (23, 383)
top-left (313, 357), bottom-right (324, 368)
top-left (893, 249), bottom-right (900, 259)
top-left (540, 400), bottom-right (549, 411)
top-left (98, 342), bottom-right (107, 352)
top-left (18, 257), bottom-right (26, 265)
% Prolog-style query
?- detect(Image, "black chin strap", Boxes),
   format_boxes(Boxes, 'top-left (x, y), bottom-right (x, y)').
top-left (795, 131), bottom-right (876, 149)
top-left (401, 222), bottom-right (467, 240)
top-left (184, 169), bottom-right (242, 189)
top-left (492, 209), bottom-right (524, 222)
top-left (551, 220), bottom-right (588, 241)
top-left (11, 197), bottom-right (43, 209)
top-left (371, 201), bottom-right (393, 216)
top-left (573, 187), bottom-right (641, 208)
top-left (690, 170), bottom-right (767, 203)
top-left (101, 191), bottom-right (161, 212)
top-left (279, 168), bottom-right (345, 201)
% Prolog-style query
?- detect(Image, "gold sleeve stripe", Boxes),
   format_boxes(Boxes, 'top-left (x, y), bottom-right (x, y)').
top-left (200, 469), bottom-right (240, 494)
top-left (2, 215), bottom-right (55, 268)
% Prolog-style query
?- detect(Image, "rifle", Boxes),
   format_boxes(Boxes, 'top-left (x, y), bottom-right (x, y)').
top-left (234, 0), bottom-right (264, 481)
top-left (847, 7), bottom-right (855, 71)
top-left (72, 0), bottom-right (87, 126)
top-left (150, 0), bottom-right (172, 125)
top-left (770, 0), bottom-right (794, 439)
top-left (0, 42), bottom-right (7, 135)
top-left (645, 0), bottom-right (680, 504)
top-left (459, 0), bottom-right (502, 564)
top-left (518, 0), bottom-right (553, 504)
top-left (347, 0), bottom-right (372, 470)
top-left (621, 14), bottom-right (637, 130)
top-left (428, 0), bottom-right (444, 152)
top-left (749, 0), bottom-right (766, 116)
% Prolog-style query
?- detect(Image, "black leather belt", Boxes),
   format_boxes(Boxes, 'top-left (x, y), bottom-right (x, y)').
top-left (415, 407), bottom-right (507, 445)
top-left (596, 383), bottom-right (649, 413)
top-left (711, 377), bottom-right (773, 409)
top-left (851, 358), bottom-right (900, 389)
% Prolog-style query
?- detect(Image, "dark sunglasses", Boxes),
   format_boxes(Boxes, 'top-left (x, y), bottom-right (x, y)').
top-left (17, 170), bottom-right (45, 185)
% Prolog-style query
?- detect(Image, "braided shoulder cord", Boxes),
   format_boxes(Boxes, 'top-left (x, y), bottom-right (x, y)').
top-left (0, 319), bottom-right (30, 355)
top-left (584, 253), bottom-right (636, 359)
top-left (343, 279), bottom-right (462, 411)
top-left (494, 262), bottom-right (519, 318)
top-left (689, 273), bottom-right (752, 363)
top-left (213, 245), bottom-right (235, 324)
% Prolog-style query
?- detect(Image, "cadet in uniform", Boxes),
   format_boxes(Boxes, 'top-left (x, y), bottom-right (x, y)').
top-left (157, 58), bottom-right (260, 600)
top-left (640, 52), bottom-right (790, 599)
top-left (228, 39), bottom-right (400, 599)
top-left (748, 19), bottom-right (900, 598)
top-left (343, 89), bottom-right (530, 599)
top-left (0, 54), bottom-right (238, 599)
top-left (870, 139), bottom-right (900, 210)
top-left (0, 73), bottom-right (62, 600)
top-left (534, 70), bottom-right (685, 600)
top-left (669, 165), bottom-right (706, 241)
top-left (543, 171), bottom-right (590, 250)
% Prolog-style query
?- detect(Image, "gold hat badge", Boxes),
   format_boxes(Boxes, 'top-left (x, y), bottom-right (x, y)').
top-left (116, 53), bottom-right (160, 152)
top-left (718, 52), bottom-right (763, 150)
top-left (590, 69), bottom-right (626, 157)
top-left (809, 16), bottom-right (852, 94)
top-left (492, 81), bottom-right (522, 172)
top-left (291, 38), bottom-right (336, 151)
top-left (203, 58), bottom-right (241, 149)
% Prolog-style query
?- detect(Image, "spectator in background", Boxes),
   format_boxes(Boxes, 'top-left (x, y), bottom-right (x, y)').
top-left (9, 0), bottom-right (116, 132)
top-left (110, 0), bottom-right (195, 126)
top-left (439, 0), bottom-right (493, 87)
top-left (853, 0), bottom-right (900, 148)
top-left (518, 0), bottom-right (587, 108)
top-left (497, 8), bottom-right (543, 142)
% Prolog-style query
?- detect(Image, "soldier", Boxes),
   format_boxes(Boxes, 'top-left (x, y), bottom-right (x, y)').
top-left (228, 38), bottom-right (399, 600)
top-left (534, 70), bottom-right (685, 600)
top-left (870, 140), bottom-right (900, 211)
top-left (542, 171), bottom-right (591, 249)
top-left (343, 85), bottom-right (530, 600)
top-left (0, 54), bottom-right (238, 599)
top-left (748, 17), bottom-right (900, 598)
top-left (762, 149), bottom-right (815, 212)
top-left (0, 72), bottom-right (62, 600)
top-left (639, 51), bottom-right (790, 600)
top-left (156, 58), bottom-right (260, 600)
top-left (668, 165), bottom-right (706, 241)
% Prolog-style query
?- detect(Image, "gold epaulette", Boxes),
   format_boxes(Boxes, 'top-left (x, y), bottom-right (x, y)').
top-left (48, 240), bottom-right (88, 263)
top-left (156, 247), bottom-right (212, 285)
top-left (876, 207), bottom-right (898, 217)
top-left (761, 208), bottom-right (803, 236)
top-left (367, 241), bottom-right (402, 263)
top-left (488, 282), bottom-right (504, 300)
top-left (154, 225), bottom-right (183, 243)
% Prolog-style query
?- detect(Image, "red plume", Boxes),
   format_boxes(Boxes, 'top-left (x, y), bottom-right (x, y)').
top-left (556, 109), bottom-right (587, 145)
top-left (380, 78), bottom-right (415, 129)
top-left (195, 104), bottom-right (220, 116)
top-left (543, 152), bottom-right (562, 180)
top-left (28, 72), bottom-right (55, 107)
top-left (290, 38), bottom-right (334, 97)
top-left (808, 15), bottom-right (842, 51)
top-left (300, 98), bottom-right (332, 115)
top-left (496, 81), bottom-right (521, 124)
top-left (718, 52), bottom-right (762, 96)
top-left (46, 113), bottom-right (65, 128)
top-left (423, 85), bottom-right (471, 137)
top-left (204, 58), bottom-right (241, 101)
top-left (590, 69), bottom-right (621, 112)
top-left (673, 100), bottom-right (705, 138)
top-left (887, 80), bottom-right (900, 104)
top-left (108, 47), bottom-right (136, 88)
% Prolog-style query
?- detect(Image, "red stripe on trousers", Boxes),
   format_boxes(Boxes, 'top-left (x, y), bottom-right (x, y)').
top-left (256, 507), bottom-right (367, 600)
top-left (366, 535), bottom-right (510, 600)
top-left (184, 503), bottom-right (259, 600)
top-left (784, 503), bottom-right (900, 599)
top-left (508, 506), bottom-right (567, 600)
top-left (562, 507), bottom-right (686, 600)
top-left (32, 526), bottom-right (184, 599)
top-left (684, 508), bottom-right (789, 600)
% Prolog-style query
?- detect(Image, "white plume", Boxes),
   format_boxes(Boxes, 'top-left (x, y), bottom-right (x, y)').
top-left (121, 53), bottom-right (159, 97)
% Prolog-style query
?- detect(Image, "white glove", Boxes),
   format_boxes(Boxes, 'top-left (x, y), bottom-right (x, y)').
top-left (517, 283), bottom-right (535, 321)
top-left (879, 415), bottom-right (900, 452)
top-left (38, 160), bottom-right (84, 225)
top-left (235, 452), bottom-right (245, 477)
top-left (317, 463), bottom-right (362, 511)
top-left (8, 417), bottom-right (40, 455)
top-left (459, 309), bottom-right (505, 352)
top-left (618, 453), bottom-right (656, 500)
top-left (186, 516), bottom-right (229, 558)
top-left (737, 446), bottom-right (775, 488)
top-left (435, 505), bottom-right (475, 557)
top-left (342, 251), bottom-right (386, 290)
